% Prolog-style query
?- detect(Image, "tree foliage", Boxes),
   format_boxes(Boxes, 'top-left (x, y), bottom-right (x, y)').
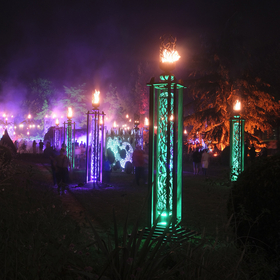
top-left (104, 63), bottom-right (149, 125)
top-left (62, 84), bottom-right (88, 128)
top-left (184, 48), bottom-right (280, 149)
top-left (23, 78), bottom-right (54, 119)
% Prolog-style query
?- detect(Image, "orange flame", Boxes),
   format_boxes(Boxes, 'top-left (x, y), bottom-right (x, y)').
top-left (55, 118), bottom-right (59, 126)
top-left (161, 49), bottom-right (180, 63)
top-left (67, 107), bottom-right (73, 118)
top-left (92, 90), bottom-right (100, 106)
top-left (233, 100), bottom-right (241, 111)
top-left (113, 121), bottom-right (116, 128)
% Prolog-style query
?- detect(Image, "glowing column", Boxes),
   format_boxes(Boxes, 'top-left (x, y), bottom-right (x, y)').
top-left (53, 118), bottom-right (62, 149)
top-left (66, 107), bottom-right (75, 168)
top-left (86, 90), bottom-right (105, 184)
top-left (230, 100), bottom-right (245, 181)
top-left (147, 36), bottom-right (184, 228)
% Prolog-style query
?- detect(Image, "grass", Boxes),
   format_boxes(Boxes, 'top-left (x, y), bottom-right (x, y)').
top-left (69, 161), bottom-right (231, 240)
top-left (1, 153), bottom-right (277, 279)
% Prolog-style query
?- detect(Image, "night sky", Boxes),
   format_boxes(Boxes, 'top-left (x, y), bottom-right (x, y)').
top-left (0, 0), bottom-right (279, 104)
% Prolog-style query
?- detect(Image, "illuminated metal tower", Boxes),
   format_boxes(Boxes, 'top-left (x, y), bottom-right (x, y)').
top-left (53, 118), bottom-right (62, 149)
top-left (147, 36), bottom-right (184, 228)
top-left (86, 90), bottom-right (105, 184)
top-left (230, 100), bottom-right (245, 181)
top-left (66, 107), bottom-right (75, 168)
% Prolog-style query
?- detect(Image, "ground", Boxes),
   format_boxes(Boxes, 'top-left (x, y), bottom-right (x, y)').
top-left (15, 154), bottom-right (231, 239)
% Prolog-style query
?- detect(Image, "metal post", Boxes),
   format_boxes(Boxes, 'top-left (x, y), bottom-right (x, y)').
top-left (230, 116), bottom-right (245, 181)
top-left (147, 74), bottom-right (185, 228)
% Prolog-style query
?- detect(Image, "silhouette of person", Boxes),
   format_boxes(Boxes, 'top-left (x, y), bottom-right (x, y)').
top-left (39, 140), bottom-right (44, 153)
top-left (192, 147), bottom-right (201, 175)
top-left (249, 144), bottom-right (256, 163)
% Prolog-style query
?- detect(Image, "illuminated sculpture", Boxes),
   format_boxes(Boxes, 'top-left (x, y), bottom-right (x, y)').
top-left (86, 90), bottom-right (105, 184)
top-left (106, 136), bottom-right (133, 168)
top-left (229, 100), bottom-right (245, 181)
top-left (147, 36), bottom-right (184, 227)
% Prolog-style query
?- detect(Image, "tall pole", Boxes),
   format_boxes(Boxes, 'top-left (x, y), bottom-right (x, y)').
top-left (86, 111), bottom-right (90, 183)
top-left (86, 90), bottom-right (105, 185)
top-left (67, 117), bottom-right (73, 164)
top-left (66, 107), bottom-right (74, 168)
top-left (147, 36), bottom-right (184, 228)
top-left (230, 100), bottom-right (245, 181)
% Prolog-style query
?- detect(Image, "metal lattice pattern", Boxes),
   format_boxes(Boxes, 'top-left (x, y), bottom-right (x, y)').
top-left (66, 120), bottom-right (73, 163)
top-left (54, 128), bottom-right (60, 149)
top-left (231, 120), bottom-right (242, 181)
top-left (157, 91), bottom-right (174, 219)
top-left (91, 112), bottom-right (100, 182)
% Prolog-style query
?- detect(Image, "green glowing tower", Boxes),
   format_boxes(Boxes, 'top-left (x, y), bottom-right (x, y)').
top-left (147, 36), bottom-right (184, 227)
top-left (229, 101), bottom-right (245, 181)
top-left (147, 74), bottom-right (184, 228)
top-left (66, 107), bottom-right (75, 169)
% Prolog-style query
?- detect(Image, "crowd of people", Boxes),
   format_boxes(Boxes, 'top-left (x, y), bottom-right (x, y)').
top-left (11, 135), bottom-right (270, 187)
top-left (192, 147), bottom-right (211, 176)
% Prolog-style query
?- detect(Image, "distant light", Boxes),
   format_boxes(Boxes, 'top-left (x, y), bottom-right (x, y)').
top-left (144, 117), bottom-right (149, 126)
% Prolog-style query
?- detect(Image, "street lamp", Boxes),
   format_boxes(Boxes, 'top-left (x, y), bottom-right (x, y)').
top-left (147, 35), bottom-right (185, 228)
top-left (230, 99), bottom-right (245, 181)
top-left (86, 90), bottom-right (105, 185)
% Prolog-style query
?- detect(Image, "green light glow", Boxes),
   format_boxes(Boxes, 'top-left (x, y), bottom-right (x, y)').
top-left (66, 119), bottom-right (73, 165)
top-left (230, 116), bottom-right (245, 181)
top-left (148, 78), bottom-right (184, 228)
top-left (159, 75), bottom-right (175, 81)
top-left (156, 90), bottom-right (174, 225)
